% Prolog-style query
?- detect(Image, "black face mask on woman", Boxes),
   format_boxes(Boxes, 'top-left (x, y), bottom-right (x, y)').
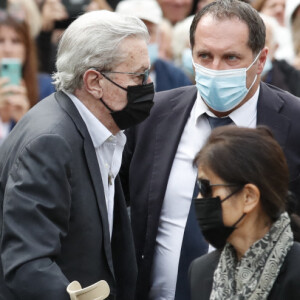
top-left (194, 182), bottom-right (245, 249)
top-left (98, 72), bottom-right (154, 130)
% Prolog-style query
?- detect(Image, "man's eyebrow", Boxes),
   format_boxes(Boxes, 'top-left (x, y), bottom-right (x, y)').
top-left (222, 51), bottom-right (242, 57)
top-left (195, 49), bottom-right (211, 55)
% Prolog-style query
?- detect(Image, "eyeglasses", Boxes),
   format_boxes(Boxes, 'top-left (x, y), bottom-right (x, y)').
top-left (100, 67), bottom-right (151, 85)
top-left (196, 178), bottom-right (241, 198)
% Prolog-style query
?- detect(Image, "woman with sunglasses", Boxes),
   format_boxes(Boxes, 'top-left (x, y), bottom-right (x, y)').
top-left (0, 9), bottom-right (55, 144)
top-left (190, 125), bottom-right (300, 300)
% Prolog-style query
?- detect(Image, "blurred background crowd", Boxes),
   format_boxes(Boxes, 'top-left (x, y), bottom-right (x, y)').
top-left (1, 0), bottom-right (300, 144)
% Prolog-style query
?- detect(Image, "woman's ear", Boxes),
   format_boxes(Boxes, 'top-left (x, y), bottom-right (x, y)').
top-left (83, 69), bottom-right (103, 98)
top-left (242, 183), bottom-right (260, 214)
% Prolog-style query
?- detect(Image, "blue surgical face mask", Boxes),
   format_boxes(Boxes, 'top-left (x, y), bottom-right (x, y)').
top-left (194, 51), bottom-right (261, 112)
top-left (181, 48), bottom-right (194, 76)
top-left (261, 56), bottom-right (273, 77)
top-left (148, 43), bottom-right (159, 65)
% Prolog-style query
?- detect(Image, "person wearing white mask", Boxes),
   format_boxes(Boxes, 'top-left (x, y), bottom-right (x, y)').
top-left (120, 1), bottom-right (300, 300)
top-left (116, 0), bottom-right (192, 92)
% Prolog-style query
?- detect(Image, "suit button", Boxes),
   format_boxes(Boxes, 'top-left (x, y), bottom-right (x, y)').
top-left (141, 255), bottom-right (144, 259)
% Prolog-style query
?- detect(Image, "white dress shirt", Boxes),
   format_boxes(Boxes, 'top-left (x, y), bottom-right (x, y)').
top-left (66, 91), bottom-right (126, 238)
top-left (149, 87), bottom-right (260, 300)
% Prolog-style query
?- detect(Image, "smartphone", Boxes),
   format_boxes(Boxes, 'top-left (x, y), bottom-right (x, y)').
top-left (0, 58), bottom-right (21, 86)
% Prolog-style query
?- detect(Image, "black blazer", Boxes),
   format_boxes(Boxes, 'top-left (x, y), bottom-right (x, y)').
top-left (0, 92), bottom-right (137, 300)
top-left (121, 83), bottom-right (300, 299)
top-left (189, 242), bottom-right (300, 300)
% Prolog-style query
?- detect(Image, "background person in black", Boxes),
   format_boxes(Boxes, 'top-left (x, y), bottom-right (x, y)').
top-left (260, 13), bottom-right (300, 97)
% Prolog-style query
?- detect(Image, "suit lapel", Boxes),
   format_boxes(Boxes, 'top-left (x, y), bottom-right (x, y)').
top-left (146, 87), bottom-right (198, 243)
top-left (82, 138), bottom-right (115, 277)
top-left (54, 91), bottom-right (114, 277)
top-left (257, 83), bottom-right (291, 149)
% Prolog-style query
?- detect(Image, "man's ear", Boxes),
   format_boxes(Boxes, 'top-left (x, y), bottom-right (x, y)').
top-left (83, 69), bottom-right (104, 98)
top-left (242, 183), bottom-right (260, 214)
top-left (257, 47), bottom-right (268, 74)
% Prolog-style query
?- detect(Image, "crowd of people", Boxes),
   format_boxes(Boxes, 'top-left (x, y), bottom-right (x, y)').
top-left (0, 0), bottom-right (300, 299)
top-left (1, 0), bottom-right (300, 145)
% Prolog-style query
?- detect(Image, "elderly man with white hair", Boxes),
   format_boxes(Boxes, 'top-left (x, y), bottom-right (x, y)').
top-left (0, 9), bottom-right (154, 300)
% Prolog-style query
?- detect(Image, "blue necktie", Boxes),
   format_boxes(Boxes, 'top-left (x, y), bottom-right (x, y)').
top-left (174, 114), bottom-right (233, 300)
top-left (206, 114), bottom-right (233, 128)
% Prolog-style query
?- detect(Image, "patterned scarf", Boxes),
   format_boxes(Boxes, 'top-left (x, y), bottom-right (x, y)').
top-left (210, 212), bottom-right (293, 300)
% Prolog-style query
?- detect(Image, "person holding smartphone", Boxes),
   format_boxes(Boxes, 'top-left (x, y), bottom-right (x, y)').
top-left (0, 61), bottom-right (29, 142)
top-left (0, 9), bottom-right (54, 143)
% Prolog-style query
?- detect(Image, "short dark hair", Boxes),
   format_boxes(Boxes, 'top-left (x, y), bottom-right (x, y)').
top-left (190, 0), bottom-right (265, 55)
top-left (194, 126), bottom-right (289, 220)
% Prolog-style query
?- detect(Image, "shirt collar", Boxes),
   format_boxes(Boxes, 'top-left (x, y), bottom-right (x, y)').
top-left (192, 91), bottom-right (211, 126)
top-left (228, 86), bottom-right (259, 127)
top-left (64, 91), bottom-right (126, 148)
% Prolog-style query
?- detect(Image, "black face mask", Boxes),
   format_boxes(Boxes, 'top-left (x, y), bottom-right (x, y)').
top-left (194, 189), bottom-right (246, 249)
top-left (99, 74), bottom-right (154, 130)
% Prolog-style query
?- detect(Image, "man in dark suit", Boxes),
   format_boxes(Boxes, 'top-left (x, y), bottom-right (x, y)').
top-left (121, 1), bottom-right (300, 299)
top-left (0, 10), bottom-right (154, 300)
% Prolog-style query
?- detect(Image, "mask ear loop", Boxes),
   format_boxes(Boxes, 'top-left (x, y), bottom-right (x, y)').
top-left (99, 98), bottom-right (115, 113)
top-left (246, 50), bottom-right (262, 71)
top-left (232, 213), bottom-right (246, 228)
top-left (247, 74), bottom-right (258, 92)
top-left (220, 186), bottom-right (244, 203)
top-left (100, 72), bottom-right (128, 92)
top-left (93, 69), bottom-right (127, 113)
top-left (245, 50), bottom-right (262, 92)
top-left (220, 185), bottom-right (246, 228)
top-left (91, 68), bottom-right (128, 91)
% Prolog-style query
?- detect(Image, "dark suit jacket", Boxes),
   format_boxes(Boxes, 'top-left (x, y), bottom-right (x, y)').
top-left (0, 91), bottom-right (137, 300)
top-left (154, 59), bottom-right (192, 92)
top-left (189, 242), bottom-right (300, 300)
top-left (263, 59), bottom-right (300, 97)
top-left (120, 83), bottom-right (300, 300)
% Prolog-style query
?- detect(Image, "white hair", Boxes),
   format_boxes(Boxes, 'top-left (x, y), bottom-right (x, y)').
top-left (52, 10), bottom-right (149, 93)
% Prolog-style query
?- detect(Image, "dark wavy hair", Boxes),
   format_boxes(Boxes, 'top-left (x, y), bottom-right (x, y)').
top-left (194, 126), bottom-right (288, 221)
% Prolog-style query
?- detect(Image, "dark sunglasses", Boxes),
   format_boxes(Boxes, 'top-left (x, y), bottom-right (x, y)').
top-left (196, 178), bottom-right (240, 198)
